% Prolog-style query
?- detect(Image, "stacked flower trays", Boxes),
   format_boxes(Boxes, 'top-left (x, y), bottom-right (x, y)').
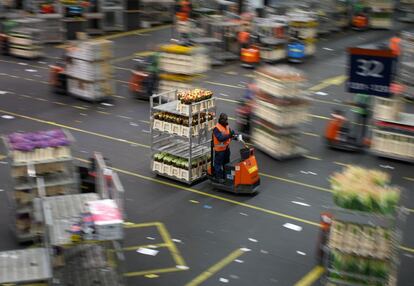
top-left (370, 32), bottom-right (414, 163)
top-left (334, 0), bottom-right (350, 30)
top-left (251, 65), bottom-right (310, 160)
top-left (3, 129), bottom-right (77, 243)
top-left (150, 89), bottom-right (216, 184)
top-left (398, 0), bottom-right (414, 23)
top-left (252, 17), bottom-right (288, 63)
top-left (399, 32), bottom-right (414, 94)
top-left (66, 39), bottom-right (116, 101)
top-left (9, 27), bottom-right (43, 59)
top-left (324, 166), bottom-right (404, 286)
top-left (158, 44), bottom-right (210, 98)
top-left (287, 11), bottom-right (318, 57)
top-left (367, 0), bottom-right (394, 29)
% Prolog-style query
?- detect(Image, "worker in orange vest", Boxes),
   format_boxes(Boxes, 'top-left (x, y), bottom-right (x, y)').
top-left (325, 109), bottom-right (347, 143)
top-left (175, 0), bottom-right (192, 22)
top-left (317, 212), bottom-right (333, 265)
top-left (238, 27), bottom-right (251, 49)
top-left (213, 113), bottom-right (236, 180)
top-left (389, 32), bottom-right (402, 57)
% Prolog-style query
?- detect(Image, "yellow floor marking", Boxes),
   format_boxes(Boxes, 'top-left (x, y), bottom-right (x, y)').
top-left (116, 79), bottom-right (131, 85)
top-left (203, 81), bottom-right (245, 89)
top-left (92, 162), bottom-right (321, 227)
top-left (114, 66), bottom-right (132, 71)
top-left (124, 267), bottom-right (185, 277)
top-left (303, 155), bottom-right (322, 161)
top-left (140, 120), bottom-right (150, 124)
top-left (3, 108), bottom-right (409, 221)
top-left (123, 243), bottom-right (168, 252)
top-left (245, 74), bottom-right (255, 78)
top-left (0, 109), bottom-right (150, 149)
top-left (225, 71), bottom-right (238, 75)
top-left (111, 55), bottom-right (137, 64)
top-left (145, 274), bottom-right (160, 278)
top-left (97, 111), bottom-right (111, 115)
top-left (55, 25), bottom-right (171, 48)
top-left (309, 75), bottom-right (347, 92)
top-left (123, 222), bottom-right (160, 229)
top-left (73, 105), bottom-right (88, 110)
top-left (185, 249), bottom-right (245, 286)
top-left (0, 154), bottom-right (6, 160)
top-left (404, 177), bottom-right (414, 182)
top-left (399, 245), bottom-right (414, 254)
top-left (96, 24), bottom-right (171, 41)
top-left (309, 114), bottom-right (330, 120)
top-left (53, 101), bottom-right (67, 106)
top-left (259, 173), bottom-right (332, 193)
top-left (294, 266), bottom-right (325, 286)
top-left (301, 132), bottom-right (321, 138)
top-left (75, 159), bottom-right (414, 252)
top-left (157, 223), bottom-right (187, 266)
top-left (135, 51), bottom-right (156, 57)
top-left (333, 161), bottom-right (349, 167)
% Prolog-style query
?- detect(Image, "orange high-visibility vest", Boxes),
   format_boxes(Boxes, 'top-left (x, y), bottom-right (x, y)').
top-left (325, 116), bottom-right (345, 141)
top-left (176, 0), bottom-right (191, 21)
top-left (213, 123), bottom-right (231, 152)
top-left (389, 37), bottom-right (401, 56)
top-left (238, 31), bottom-right (250, 44)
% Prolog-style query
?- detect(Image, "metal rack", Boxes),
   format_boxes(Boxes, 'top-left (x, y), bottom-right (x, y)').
top-left (398, 0), bottom-right (414, 23)
top-left (252, 17), bottom-right (288, 63)
top-left (251, 66), bottom-right (310, 160)
top-left (287, 11), bottom-right (318, 57)
top-left (65, 39), bottom-right (116, 101)
top-left (366, 0), bottom-right (394, 30)
top-left (150, 90), bottom-right (216, 184)
top-left (0, 247), bottom-right (53, 285)
top-left (3, 130), bottom-right (78, 243)
top-left (370, 32), bottom-right (414, 163)
top-left (158, 44), bottom-right (210, 95)
top-left (323, 206), bottom-right (405, 286)
top-left (100, 0), bottom-right (125, 32)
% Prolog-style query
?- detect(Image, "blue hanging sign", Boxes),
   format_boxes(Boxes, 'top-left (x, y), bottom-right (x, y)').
top-left (347, 48), bottom-right (396, 97)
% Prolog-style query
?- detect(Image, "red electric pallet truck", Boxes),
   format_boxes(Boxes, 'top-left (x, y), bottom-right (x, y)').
top-left (207, 135), bottom-right (260, 194)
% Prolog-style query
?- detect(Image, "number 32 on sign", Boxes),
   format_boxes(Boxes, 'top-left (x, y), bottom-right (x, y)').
top-left (347, 48), bottom-right (396, 97)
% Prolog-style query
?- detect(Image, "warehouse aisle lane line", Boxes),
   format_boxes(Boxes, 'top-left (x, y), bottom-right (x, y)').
top-left (87, 160), bottom-right (320, 227)
top-left (77, 158), bottom-right (414, 254)
top-left (185, 248), bottom-right (245, 286)
top-left (0, 109), bottom-right (150, 149)
top-left (294, 266), bottom-right (325, 286)
top-left (259, 173), bottom-right (332, 193)
top-left (0, 109), bottom-right (414, 212)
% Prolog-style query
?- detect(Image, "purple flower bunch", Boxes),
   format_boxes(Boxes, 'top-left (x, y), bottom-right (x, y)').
top-left (8, 129), bottom-right (70, 152)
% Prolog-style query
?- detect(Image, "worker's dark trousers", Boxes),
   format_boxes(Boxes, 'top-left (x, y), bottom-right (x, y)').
top-left (214, 149), bottom-right (231, 179)
top-left (358, 114), bottom-right (368, 140)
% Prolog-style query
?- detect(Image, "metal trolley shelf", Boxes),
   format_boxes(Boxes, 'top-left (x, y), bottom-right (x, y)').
top-left (252, 66), bottom-right (310, 160)
top-left (2, 130), bottom-right (78, 243)
top-left (323, 205), bottom-right (405, 286)
top-left (0, 248), bottom-right (52, 285)
top-left (150, 90), bottom-right (216, 184)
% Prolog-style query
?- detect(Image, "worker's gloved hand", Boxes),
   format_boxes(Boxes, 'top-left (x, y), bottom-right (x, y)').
top-left (237, 134), bottom-right (243, 142)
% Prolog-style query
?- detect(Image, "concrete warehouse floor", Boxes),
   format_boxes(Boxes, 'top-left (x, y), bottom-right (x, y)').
top-left (0, 24), bottom-right (413, 286)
